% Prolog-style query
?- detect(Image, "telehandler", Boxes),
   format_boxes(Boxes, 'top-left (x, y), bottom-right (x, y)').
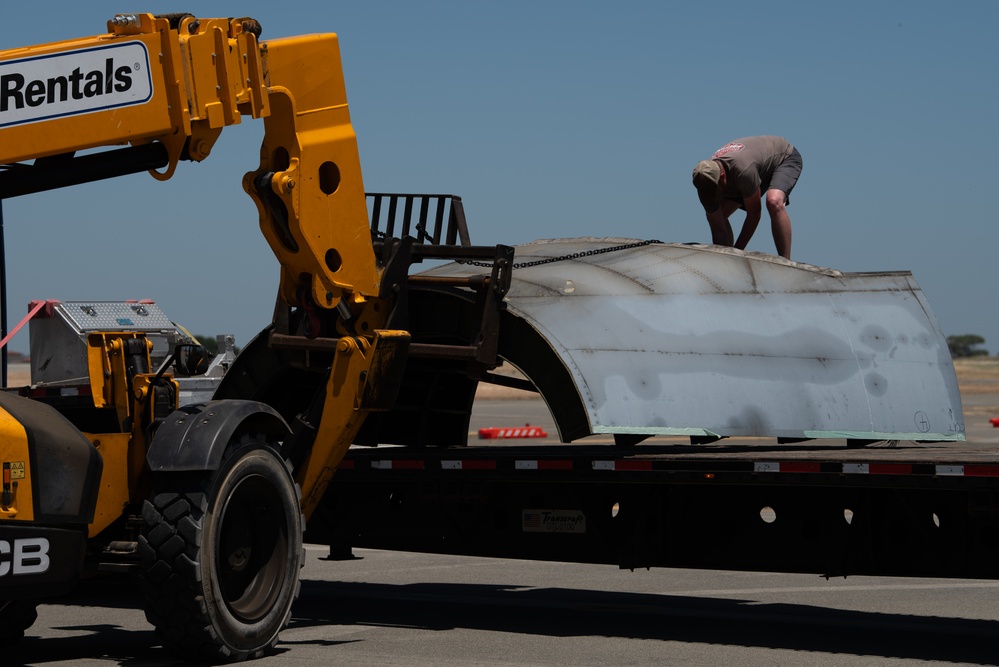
top-left (0, 13), bottom-right (510, 660)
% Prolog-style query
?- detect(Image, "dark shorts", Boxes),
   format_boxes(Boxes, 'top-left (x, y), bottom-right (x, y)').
top-left (725, 147), bottom-right (802, 210)
top-left (768, 147), bottom-right (802, 204)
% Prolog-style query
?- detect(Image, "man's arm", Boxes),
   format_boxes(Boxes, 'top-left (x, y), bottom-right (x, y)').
top-left (706, 208), bottom-right (734, 247)
top-left (734, 187), bottom-right (762, 250)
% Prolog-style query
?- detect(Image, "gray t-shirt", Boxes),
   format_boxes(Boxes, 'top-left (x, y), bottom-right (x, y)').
top-left (713, 136), bottom-right (794, 200)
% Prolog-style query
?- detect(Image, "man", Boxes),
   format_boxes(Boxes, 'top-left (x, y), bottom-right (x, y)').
top-left (692, 136), bottom-right (802, 259)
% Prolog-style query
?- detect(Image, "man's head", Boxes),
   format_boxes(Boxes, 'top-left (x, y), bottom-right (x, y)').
top-left (692, 159), bottom-right (723, 212)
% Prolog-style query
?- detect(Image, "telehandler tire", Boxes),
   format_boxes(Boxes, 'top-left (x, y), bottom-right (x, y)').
top-left (138, 434), bottom-right (304, 662)
top-left (0, 599), bottom-right (38, 645)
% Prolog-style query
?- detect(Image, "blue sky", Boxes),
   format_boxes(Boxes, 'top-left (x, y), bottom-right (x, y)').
top-left (1, 1), bottom-right (996, 355)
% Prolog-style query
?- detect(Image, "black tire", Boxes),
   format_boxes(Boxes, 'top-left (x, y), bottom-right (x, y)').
top-left (0, 599), bottom-right (38, 645)
top-left (139, 434), bottom-right (304, 662)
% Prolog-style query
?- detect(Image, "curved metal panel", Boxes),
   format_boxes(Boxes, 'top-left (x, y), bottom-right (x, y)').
top-left (423, 239), bottom-right (964, 443)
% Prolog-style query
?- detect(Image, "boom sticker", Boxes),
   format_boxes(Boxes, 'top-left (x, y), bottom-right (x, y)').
top-left (0, 42), bottom-right (152, 128)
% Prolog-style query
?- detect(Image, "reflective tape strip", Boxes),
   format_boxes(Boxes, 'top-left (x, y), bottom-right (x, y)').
top-left (964, 465), bottom-right (999, 477)
top-left (515, 460), bottom-right (572, 470)
top-left (593, 460), bottom-right (654, 471)
top-left (613, 460), bottom-right (654, 471)
top-left (441, 460), bottom-right (497, 470)
top-left (352, 458), bottom-right (999, 477)
top-left (780, 462), bottom-right (821, 473)
top-left (869, 463), bottom-right (913, 475)
top-left (371, 460), bottom-right (425, 470)
top-left (753, 462), bottom-right (821, 473)
top-left (29, 385), bottom-right (92, 398)
top-left (843, 463), bottom-right (912, 475)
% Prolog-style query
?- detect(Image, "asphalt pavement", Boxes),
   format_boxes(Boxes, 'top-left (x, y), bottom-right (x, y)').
top-left (8, 396), bottom-right (999, 666)
top-left (10, 544), bottom-right (999, 666)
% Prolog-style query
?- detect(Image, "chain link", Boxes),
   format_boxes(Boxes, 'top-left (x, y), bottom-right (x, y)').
top-left (456, 239), bottom-right (664, 269)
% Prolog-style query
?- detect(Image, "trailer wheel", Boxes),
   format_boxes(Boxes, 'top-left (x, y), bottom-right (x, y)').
top-left (139, 434), bottom-right (304, 662)
top-left (0, 599), bottom-right (38, 645)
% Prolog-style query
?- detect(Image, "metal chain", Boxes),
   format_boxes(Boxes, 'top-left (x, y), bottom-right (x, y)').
top-left (456, 239), bottom-right (664, 269)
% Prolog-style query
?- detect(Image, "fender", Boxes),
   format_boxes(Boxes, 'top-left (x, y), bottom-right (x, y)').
top-left (147, 400), bottom-right (292, 472)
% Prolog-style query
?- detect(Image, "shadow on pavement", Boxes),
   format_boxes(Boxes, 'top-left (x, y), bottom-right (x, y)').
top-left (292, 578), bottom-right (999, 665)
top-left (8, 575), bottom-right (999, 665)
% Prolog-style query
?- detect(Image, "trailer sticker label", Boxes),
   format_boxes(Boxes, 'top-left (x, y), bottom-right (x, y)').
top-left (522, 510), bottom-right (586, 534)
top-left (0, 42), bottom-right (153, 128)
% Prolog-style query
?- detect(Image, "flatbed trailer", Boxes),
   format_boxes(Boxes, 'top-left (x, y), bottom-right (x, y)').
top-left (313, 438), bottom-right (999, 581)
top-left (301, 233), bottom-right (994, 585)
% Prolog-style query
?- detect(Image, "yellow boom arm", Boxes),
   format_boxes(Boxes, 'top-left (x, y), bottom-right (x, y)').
top-left (0, 12), bottom-right (381, 313)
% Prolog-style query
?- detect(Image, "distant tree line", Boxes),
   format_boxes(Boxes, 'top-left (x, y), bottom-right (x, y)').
top-left (947, 334), bottom-right (989, 358)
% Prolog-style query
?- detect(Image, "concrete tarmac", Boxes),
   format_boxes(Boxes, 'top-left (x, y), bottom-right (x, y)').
top-left (9, 543), bottom-right (999, 666)
top-left (8, 395), bottom-right (999, 665)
